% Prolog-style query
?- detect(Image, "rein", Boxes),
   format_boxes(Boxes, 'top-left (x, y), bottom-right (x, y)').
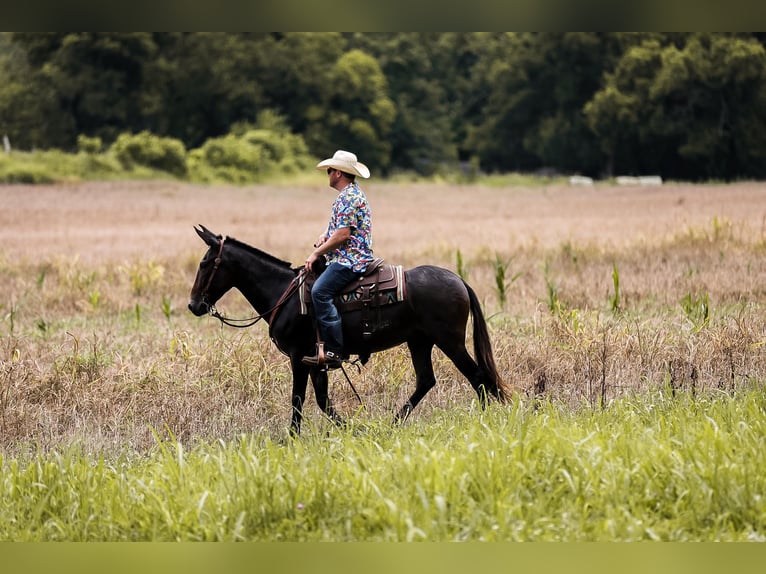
top-left (210, 272), bottom-right (306, 329)
top-left (210, 308), bottom-right (266, 329)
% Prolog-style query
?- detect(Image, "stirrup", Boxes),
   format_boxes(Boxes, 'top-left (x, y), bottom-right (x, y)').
top-left (301, 343), bottom-right (344, 370)
top-left (301, 342), bottom-right (326, 367)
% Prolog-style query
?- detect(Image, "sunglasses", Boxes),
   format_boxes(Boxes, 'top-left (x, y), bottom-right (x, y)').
top-left (326, 168), bottom-right (335, 175)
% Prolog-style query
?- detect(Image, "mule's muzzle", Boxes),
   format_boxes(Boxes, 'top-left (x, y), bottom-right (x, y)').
top-left (188, 299), bottom-right (209, 317)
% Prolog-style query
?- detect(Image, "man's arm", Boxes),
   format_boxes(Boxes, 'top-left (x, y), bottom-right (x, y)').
top-left (305, 227), bottom-right (351, 271)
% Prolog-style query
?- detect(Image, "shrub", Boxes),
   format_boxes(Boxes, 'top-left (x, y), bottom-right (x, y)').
top-left (243, 129), bottom-right (289, 163)
top-left (0, 154), bottom-right (55, 183)
top-left (77, 135), bottom-right (103, 154)
top-left (0, 148), bottom-right (128, 183)
top-left (0, 163), bottom-right (55, 184)
top-left (187, 127), bottom-right (314, 184)
top-left (186, 134), bottom-right (263, 184)
top-left (110, 131), bottom-right (187, 176)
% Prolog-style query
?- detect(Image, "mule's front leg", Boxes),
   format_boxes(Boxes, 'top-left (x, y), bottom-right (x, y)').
top-left (289, 358), bottom-right (310, 436)
top-left (310, 368), bottom-right (345, 427)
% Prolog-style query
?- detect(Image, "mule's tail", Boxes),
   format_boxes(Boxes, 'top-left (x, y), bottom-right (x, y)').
top-left (464, 281), bottom-right (507, 402)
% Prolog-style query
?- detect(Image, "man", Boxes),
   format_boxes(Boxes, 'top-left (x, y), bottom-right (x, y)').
top-left (302, 150), bottom-right (374, 369)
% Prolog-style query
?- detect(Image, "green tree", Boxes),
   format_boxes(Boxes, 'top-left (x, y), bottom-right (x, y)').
top-left (8, 33), bottom-right (272, 150)
top-left (586, 33), bottom-right (766, 180)
top-left (256, 33), bottom-right (346, 139)
top-left (584, 35), bottom-right (669, 176)
top-left (650, 34), bottom-right (766, 179)
top-left (12, 33), bottom-right (161, 147)
top-left (465, 33), bottom-right (621, 175)
top-left (0, 33), bottom-right (72, 149)
top-left (348, 33), bottom-right (458, 175)
top-left (145, 33), bottom-right (269, 147)
top-left (305, 49), bottom-right (396, 173)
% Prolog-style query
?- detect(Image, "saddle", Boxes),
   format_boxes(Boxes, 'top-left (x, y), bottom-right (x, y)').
top-left (299, 258), bottom-right (406, 336)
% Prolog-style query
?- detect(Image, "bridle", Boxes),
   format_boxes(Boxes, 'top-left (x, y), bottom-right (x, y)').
top-left (200, 236), bottom-right (226, 301)
top-left (198, 237), bottom-right (306, 329)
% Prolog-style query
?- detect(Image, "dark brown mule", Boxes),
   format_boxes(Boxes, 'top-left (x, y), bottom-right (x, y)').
top-left (188, 225), bottom-right (506, 435)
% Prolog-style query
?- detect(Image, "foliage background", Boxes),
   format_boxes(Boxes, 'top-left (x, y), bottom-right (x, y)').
top-left (2, 33), bottom-right (766, 182)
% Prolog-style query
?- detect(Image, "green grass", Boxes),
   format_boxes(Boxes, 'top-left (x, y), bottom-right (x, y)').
top-left (1, 391), bottom-right (764, 541)
top-left (0, 149), bottom-right (170, 183)
top-left (0, 148), bottom-right (569, 186)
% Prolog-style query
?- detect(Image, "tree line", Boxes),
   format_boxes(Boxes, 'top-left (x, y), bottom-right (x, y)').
top-left (1, 32), bottom-right (765, 181)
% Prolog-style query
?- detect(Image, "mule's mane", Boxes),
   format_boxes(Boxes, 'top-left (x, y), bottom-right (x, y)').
top-left (225, 236), bottom-right (293, 269)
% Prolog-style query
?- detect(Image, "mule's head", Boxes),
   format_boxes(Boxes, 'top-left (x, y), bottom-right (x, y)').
top-left (188, 225), bottom-right (233, 316)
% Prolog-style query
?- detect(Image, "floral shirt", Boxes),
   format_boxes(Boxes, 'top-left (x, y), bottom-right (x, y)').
top-left (325, 181), bottom-right (373, 272)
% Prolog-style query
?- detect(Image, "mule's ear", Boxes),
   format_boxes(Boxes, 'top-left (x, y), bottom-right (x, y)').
top-left (195, 225), bottom-right (221, 247)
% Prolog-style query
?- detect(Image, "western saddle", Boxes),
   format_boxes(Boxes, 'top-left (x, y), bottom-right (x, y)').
top-left (299, 258), bottom-right (406, 339)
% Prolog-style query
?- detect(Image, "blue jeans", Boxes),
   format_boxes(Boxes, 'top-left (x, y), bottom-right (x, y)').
top-left (311, 262), bottom-right (359, 353)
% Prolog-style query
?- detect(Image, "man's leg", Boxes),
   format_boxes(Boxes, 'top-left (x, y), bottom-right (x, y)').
top-left (304, 262), bottom-right (358, 366)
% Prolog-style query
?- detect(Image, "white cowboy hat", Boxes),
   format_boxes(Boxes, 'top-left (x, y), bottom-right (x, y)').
top-left (316, 150), bottom-right (370, 179)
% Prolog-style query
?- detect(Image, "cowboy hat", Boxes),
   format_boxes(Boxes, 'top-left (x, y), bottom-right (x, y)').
top-left (316, 150), bottom-right (370, 179)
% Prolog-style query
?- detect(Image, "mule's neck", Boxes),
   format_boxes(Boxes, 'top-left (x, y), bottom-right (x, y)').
top-left (228, 244), bottom-right (297, 320)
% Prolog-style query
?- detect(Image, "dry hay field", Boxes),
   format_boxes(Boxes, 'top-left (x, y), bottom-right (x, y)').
top-left (2, 179), bottom-right (766, 453)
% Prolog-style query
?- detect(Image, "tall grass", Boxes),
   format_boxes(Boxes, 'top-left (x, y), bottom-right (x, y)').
top-left (2, 216), bottom-right (766, 449)
top-left (0, 392), bottom-right (764, 541)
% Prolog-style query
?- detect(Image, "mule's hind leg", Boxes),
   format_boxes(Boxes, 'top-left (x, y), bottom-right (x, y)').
top-left (310, 368), bottom-right (345, 426)
top-left (395, 339), bottom-right (437, 423)
top-left (437, 342), bottom-right (494, 408)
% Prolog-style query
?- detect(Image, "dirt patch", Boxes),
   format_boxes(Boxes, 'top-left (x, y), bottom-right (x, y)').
top-left (2, 180), bottom-right (765, 265)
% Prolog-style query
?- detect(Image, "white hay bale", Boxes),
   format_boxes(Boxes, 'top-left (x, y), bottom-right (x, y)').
top-left (639, 176), bottom-right (663, 186)
top-left (569, 175), bottom-right (594, 186)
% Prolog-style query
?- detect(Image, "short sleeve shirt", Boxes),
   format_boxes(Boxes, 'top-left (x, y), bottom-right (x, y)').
top-left (326, 181), bottom-right (373, 272)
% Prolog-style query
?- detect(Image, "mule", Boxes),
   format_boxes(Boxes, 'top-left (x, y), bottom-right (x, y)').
top-left (188, 225), bottom-right (506, 435)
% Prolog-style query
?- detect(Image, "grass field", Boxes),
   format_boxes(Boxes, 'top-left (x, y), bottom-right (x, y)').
top-left (1, 179), bottom-right (765, 540)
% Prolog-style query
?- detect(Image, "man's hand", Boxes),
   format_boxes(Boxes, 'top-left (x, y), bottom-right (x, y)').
top-left (305, 227), bottom-right (351, 272)
top-left (313, 233), bottom-right (327, 248)
top-left (304, 251), bottom-right (321, 273)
